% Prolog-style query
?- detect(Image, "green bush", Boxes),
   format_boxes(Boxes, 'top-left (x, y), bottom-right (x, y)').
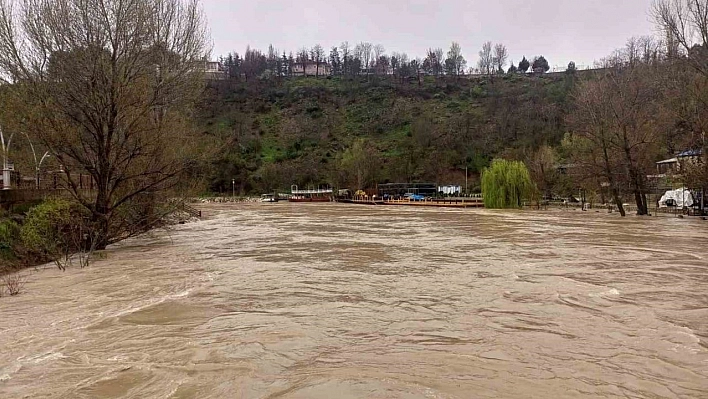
top-left (20, 199), bottom-right (89, 264)
top-left (0, 219), bottom-right (20, 261)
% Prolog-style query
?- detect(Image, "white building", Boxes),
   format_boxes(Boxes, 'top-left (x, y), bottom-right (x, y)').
top-left (292, 61), bottom-right (331, 77)
top-left (203, 61), bottom-right (227, 80)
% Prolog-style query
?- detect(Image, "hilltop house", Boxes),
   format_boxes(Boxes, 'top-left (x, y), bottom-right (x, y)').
top-left (203, 61), bottom-right (227, 80)
top-left (292, 61), bottom-right (330, 77)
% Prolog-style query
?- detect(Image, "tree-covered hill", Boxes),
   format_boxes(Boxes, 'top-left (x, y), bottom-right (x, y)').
top-left (198, 72), bottom-right (579, 195)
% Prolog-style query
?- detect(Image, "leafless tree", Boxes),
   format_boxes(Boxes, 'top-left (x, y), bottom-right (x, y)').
top-left (653, 0), bottom-right (708, 68)
top-left (311, 44), bottom-right (325, 76)
top-left (0, 0), bottom-right (210, 248)
top-left (570, 66), bottom-right (661, 216)
top-left (360, 42), bottom-right (373, 74)
top-left (493, 43), bottom-right (508, 74)
top-left (478, 41), bottom-right (494, 75)
top-left (297, 47), bottom-right (309, 63)
top-left (639, 35), bottom-right (662, 63)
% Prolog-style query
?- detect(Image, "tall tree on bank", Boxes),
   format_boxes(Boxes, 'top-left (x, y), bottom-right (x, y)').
top-left (569, 66), bottom-right (660, 215)
top-left (0, 0), bottom-right (209, 248)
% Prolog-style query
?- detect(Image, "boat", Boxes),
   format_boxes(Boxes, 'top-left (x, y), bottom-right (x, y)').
top-left (288, 185), bottom-right (333, 202)
top-left (260, 193), bottom-right (279, 203)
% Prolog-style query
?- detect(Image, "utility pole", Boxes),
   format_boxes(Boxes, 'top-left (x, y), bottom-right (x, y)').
top-left (1, 127), bottom-right (14, 190)
top-left (465, 166), bottom-right (468, 195)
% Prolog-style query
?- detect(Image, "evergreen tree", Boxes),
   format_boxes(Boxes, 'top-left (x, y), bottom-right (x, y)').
top-left (532, 56), bottom-right (550, 73)
top-left (329, 46), bottom-right (341, 76)
top-left (566, 61), bottom-right (577, 74)
top-left (518, 56), bottom-right (530, 73)
top-left (281, 52), bottom-right (289, 76)
top-left (507, 62), bottom-right (518, 74)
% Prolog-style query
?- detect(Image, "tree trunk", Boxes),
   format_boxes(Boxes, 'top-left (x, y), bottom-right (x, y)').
top-left (601, 138), bottom-right (625, 216)
top-left (612, 186), bottom-right (626, 217)
top-left (626, 157), bottom-right (648, 215)
top-left (92, 204), bottom-right (110, 250)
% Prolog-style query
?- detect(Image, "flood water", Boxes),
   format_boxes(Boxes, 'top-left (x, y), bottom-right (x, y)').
top-left (1, 203), bottom-right (707, 398)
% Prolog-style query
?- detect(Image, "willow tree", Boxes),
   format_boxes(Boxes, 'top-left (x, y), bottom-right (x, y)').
top-left (0, 0), bottom-right (209, 249)
top-left (481, 159), bottom-right (534, 209)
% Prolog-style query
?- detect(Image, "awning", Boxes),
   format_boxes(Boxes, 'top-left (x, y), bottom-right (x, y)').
top-left (656, 158), bottom-right (678, 165)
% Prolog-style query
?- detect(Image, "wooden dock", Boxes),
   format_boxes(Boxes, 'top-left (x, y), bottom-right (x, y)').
top-left (339, 197), bottom-right (484, 208)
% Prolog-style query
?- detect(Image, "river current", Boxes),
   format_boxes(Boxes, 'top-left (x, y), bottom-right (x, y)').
top-left (0, 203), bottom-right (707, 398)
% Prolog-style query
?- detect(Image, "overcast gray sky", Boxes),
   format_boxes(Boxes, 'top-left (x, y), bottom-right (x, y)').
top-left (202, 0), bottom-right (656, 70)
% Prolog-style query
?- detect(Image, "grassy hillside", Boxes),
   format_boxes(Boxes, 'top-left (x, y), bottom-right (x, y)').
top-left (197, 72), bottom-right (578, 195)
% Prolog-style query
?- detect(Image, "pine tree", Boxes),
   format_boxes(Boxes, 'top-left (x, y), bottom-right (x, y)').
top-left (518, 56), bottom-right (530, 73)
top-left (329, 46), bottom-right (341, 76)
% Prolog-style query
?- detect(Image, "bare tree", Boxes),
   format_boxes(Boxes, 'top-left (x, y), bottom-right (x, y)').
top-left (478, 41), bottom-right (494, 75)
top-left (653, 0), bottom-right (708, 50)
top-left (360, 42), bottom-right (373, 74)
top-left (569, 81), bottom-right (627, 216)
top-left (569, 66), bottom-right (661, 216)
top-left (0, 0), bottom-right (209, 248)
top-left (493, 43), bottom-right (508, 74)
top-left (639, 35), bottom-right (661, 63)
top-left (653, 0), bottom-right (708, 68)
top-left (311, 44), bottom-right (325, 77)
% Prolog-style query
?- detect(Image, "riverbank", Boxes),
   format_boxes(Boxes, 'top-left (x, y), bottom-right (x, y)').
top-left (3, 203), bottom-right (705, 398)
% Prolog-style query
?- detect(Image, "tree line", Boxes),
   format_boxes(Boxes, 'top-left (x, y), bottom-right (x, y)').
top-left (218, 41), bottom-right (555, 80)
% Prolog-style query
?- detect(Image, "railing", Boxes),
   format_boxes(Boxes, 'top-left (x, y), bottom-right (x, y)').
top-left (291, 189), bottom-right (334, 195)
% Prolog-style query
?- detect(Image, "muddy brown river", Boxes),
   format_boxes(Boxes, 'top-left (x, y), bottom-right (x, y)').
top-left (1, 203), bottom-right (707, 398)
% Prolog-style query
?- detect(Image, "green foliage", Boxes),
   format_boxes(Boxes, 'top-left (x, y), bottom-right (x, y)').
top-left (481, 159), bottom-right (535, 209)
top-left (200, 74), bottom-right (574, 194)
top-left (0, 219), bottom-right (20, 260)
top-left (532, 56), bottom-right (550, 73)
top-left (518, 57), bottom-right (530, 73)
top-left (20, 199), bottom-right (88, 258)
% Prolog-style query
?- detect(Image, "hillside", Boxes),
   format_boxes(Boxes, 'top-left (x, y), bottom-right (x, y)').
top-left (197, 72), bottom-right (579, 195)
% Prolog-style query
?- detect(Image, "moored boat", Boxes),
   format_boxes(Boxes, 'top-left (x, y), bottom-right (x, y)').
top-left (261, 193), bottom-right (278, 203)
top-left (288, 185), bottom-right (333, 202)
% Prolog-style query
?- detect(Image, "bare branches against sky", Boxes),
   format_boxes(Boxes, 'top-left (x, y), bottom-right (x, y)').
top-left (202, 0), bottom-right (655, 68)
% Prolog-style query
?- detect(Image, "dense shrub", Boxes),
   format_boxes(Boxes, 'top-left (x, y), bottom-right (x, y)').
top-left (20, 199), bottom-right (90, 270)
top-left (0, 219), bottom-right (20, 261)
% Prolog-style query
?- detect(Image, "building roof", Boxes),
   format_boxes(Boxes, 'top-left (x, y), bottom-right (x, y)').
top-left (656, 157), bottom-right (678, 165)
top-left (677, 149), bottom-right (703, 158)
